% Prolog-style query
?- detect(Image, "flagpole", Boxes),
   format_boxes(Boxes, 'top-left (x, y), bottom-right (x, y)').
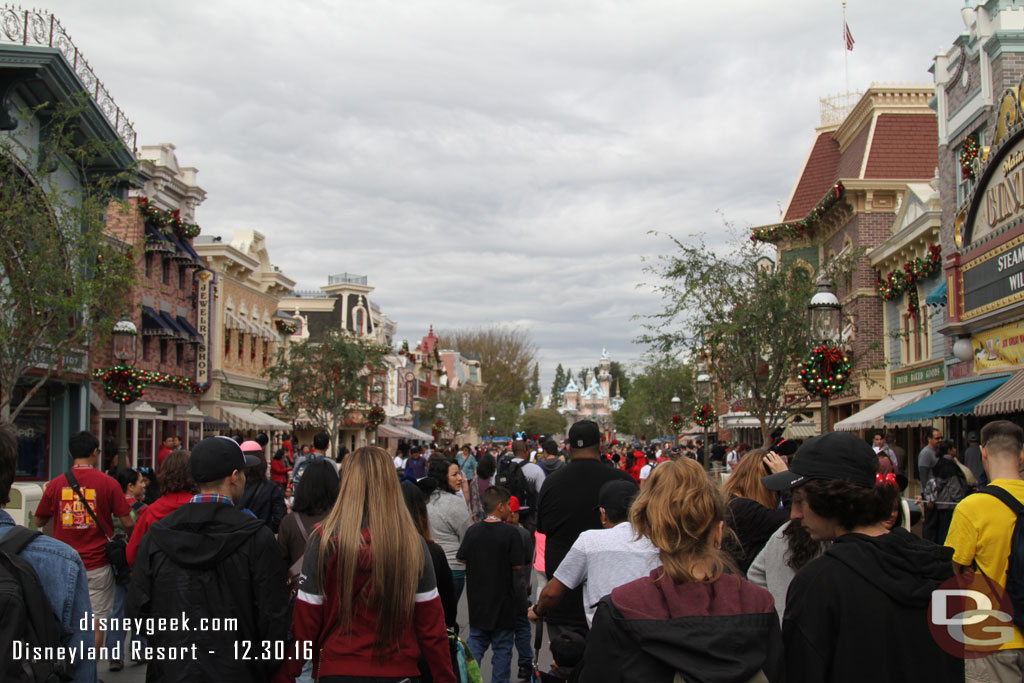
top-left (843, 1), bottom-right (849, 95)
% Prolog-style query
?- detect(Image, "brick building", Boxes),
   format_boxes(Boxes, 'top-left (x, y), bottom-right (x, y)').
top-left (92, 144), bottom-right (208, 471)
top-left (750, 85), bottom-right (939, 440)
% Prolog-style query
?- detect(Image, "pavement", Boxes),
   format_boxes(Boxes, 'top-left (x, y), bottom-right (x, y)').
top-left (100, 580), bottom-right (555, 682)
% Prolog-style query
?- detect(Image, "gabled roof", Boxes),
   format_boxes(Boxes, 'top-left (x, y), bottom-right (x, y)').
top-left (784, 131), bottom-right (841, 221)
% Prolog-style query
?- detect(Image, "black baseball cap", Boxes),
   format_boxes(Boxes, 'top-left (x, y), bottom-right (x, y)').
top-left (761, 432), bottom-right (877, 491)
top-left (568, 420), bottom-right (601, 449)
top-left (190, 436), bottom-right (262, 483)
top-left (595, 480), bottom-right (640, 515)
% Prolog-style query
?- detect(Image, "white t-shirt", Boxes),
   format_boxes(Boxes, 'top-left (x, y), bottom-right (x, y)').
top-left (553, 522), bottom-right (662, 626)
top-left (639, 464), bottom-right (653, 481)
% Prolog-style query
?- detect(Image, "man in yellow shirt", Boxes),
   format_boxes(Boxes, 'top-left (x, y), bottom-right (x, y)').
top-left (946, 420), bottom-right (1024, 682)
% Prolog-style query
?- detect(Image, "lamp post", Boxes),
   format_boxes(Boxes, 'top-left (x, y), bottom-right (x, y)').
top-left (111, 318), bottom-right (138, 470)
top-left (670, 395), bottom-right (681, 448)
top-left (808, 277), bottom-right (842, 435)
top-left (489, 414), bottom-right (495, 440)
top-left (696, 374), bottom-right (711, 470)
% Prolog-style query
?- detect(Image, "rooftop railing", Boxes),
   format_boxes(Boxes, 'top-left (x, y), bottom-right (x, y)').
top-left (0, 5), bottom-right (137, 152)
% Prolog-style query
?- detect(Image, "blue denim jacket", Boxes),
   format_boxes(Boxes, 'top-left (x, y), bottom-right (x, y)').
top-left (0, 510), bottom-right (96, 683)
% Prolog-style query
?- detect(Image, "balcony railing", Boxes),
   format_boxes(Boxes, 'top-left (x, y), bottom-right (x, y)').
top-left (328, 273), bottom-right (368, 286)
top-left (0, 5), bottom-right (137, 152)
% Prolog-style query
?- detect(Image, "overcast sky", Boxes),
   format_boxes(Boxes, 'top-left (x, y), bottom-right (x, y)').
top-left (35, 1), bottom-right (965, 391)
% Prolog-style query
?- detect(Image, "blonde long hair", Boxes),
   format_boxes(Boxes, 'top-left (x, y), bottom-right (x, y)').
top-left (722, 449), bottom-right (779, 509)
top-left (630, 457), bottom-right (732, 583)
top-left (316, 446), bottom-right (422, 657)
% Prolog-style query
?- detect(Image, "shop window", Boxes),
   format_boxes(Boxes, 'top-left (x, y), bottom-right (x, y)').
top-left (142, 336), bottom-right (151, 362)
top-left (224, 331), bottom-right (231, 359)
top-left (251, 336), bottom-right (257, 364)
top-left (161, 258), bottom-right (170, 285)
top-left (178, 265), bottom-right (186, 289)
top-left (137, 419), bottom-right (154, 470)
top-left (159, 339), bottom-right (167, 364)
top-left (903, 311), bottom-right (929, 364)
top-left (144, 252), bottom-right (154, 279)
top-left (14, 411), bottom-right (49, 479)
top-left (354, 308), bottom-right (365, 336)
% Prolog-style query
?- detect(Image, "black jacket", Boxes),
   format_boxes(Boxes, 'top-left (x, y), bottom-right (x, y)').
top-left (783, 528), bottom-right (964, 683)
top-left (725, 496), bottom-right (790, 576)
top-left (241, 479), bottom-right (287, 533)
top-left (579, 572), bottom-right (783, 683)
top-left (127, 501), bottom-right (290, 683)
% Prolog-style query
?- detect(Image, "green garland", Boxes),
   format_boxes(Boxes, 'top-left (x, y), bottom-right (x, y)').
top-left (139, 196), bottom-right (201, 239)
top-left (693, 403), bottom-right (716, 428)
top-left (960, 136), bottom-right (979, 180)
top-left (799, 342), bottom-right (851, 398)
top-left (97, 365), bottom-right (146, 404)
top-left (93, 367), bottom-right (210, 396)
top-left (752, 183), bottom-right (845, 243)
top-left (275, 320), bottom-right (298, 335)
top-left (875, 243), bottom-right (941, 318)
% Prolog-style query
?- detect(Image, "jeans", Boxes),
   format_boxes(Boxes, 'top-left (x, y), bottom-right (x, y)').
top-left (451, 569), bottom-right (466, 605)
top-left (514, 614), bottom-right (533, 671)
top-left (108, 583), bottom-right (127, 659)
top-left (296, 658), bottom-right (313, 683)
top-left (468, 626), bottom-right (515, 683)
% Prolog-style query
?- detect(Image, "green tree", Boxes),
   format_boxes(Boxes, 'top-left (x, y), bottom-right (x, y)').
top-left (613, 355), bottom-right (694, 438)
top-left (438, 326), bottom-right (537, 435)
top-left (520, 407), bottom-right (567, 437)
top-left (267, 330), bottom-right (387, 454)
top-left (527, 362), bottom-right (541, 408)
top-left (550, 363), bottom-right (567, 406)
top-left (0, 96), bottom-right (136, 421)
top-left (642, 234), bottom-right (819, 447)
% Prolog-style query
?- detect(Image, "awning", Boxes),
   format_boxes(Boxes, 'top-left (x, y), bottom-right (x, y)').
top-left (377, 424), bottom-right (408, 438)
top-left (834, 389), bottom-right (931, 431)
top-left (782, 422), bottom-right (818, 439)
top-left (884, 376), bottom-right (1011, 426)
top-left (144, 223), bottom-right (175, 253)
top-left (164, 233), bottom-right (195, 262)
top-left (179, 239), bottom-right (203, 264)
top-left (718, 412), bottom-right (762, 429)
top-left (925, 280), bottom-right (947, 307)
top-left (391, 424), bottom-right (434, 441)
top-left (142, 306), bottom-right (174, 336)
top-left (219, 405), bottom-right (291, 431)
top-left (203, 414), bottom-right (230, 430)
top-left (177, 316), bottom-right (203, 343)
top-left (975, 371), bottom-right (1024, 416)
top-left (160, 310), bottom-right (189, 339)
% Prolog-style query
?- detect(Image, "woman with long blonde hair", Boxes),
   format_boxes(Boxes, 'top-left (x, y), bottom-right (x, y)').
top-left (721, 448), bottom-right (791, 575)
top-left (282, 446), bottom-right (454, 683)
top-left (578, 458), bottom-right (783, 683)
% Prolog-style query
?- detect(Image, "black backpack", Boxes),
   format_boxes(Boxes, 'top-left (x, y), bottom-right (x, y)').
top-left (979, 485), bottom-right (1024, 629)
top-left (293, 453), bottom-right (324, 489)
top-left (0, 526), bottom-right (74, 682)
top-left (495, 454), bottom-right (535, 510)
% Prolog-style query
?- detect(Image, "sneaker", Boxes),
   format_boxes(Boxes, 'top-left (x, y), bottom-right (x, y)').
top-left (518, 664), bottom-right (533, 681)
top-left (109, 660), bottom-right (124, 672)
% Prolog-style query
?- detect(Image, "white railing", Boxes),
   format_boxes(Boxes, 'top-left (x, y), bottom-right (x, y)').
top-left (819, 91), bottom-right (862, 127)
top-left (0, 5), bottom-right (137, 152)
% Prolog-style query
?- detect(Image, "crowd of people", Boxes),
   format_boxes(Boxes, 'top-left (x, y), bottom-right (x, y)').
top-left (1, 417), bottom-right (1023, 682)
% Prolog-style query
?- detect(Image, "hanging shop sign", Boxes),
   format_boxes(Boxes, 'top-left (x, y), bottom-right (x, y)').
top-left (195, 270), bottom-right (213, 384)
top-left (971, 319), bottom-right (1024, 370)
top-left (962, 233), bottom-right (1024, 319)
top-left (891, 361), bottom-right (944, 389)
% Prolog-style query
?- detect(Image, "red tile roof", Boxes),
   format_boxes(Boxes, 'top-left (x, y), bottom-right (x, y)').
top-left (784, 132), bottom-right (840, 221)
top-left (863, 114), bottom-right (938, 180)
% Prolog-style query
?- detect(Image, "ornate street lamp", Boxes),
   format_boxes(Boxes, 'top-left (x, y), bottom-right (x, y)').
top-left (111, 318), bottom-right (138, 469)
top-left (808, 277), bottom-right (842, 434)
top-left (696, 374), bottom-right (711, 470)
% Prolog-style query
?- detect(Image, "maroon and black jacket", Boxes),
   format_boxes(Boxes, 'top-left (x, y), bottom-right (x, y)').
top-left (578, 570), bottom-right (783, 683)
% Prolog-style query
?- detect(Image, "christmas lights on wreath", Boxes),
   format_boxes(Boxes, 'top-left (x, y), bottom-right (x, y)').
top-left (670, 413), bottom-right (685, 432)
top-left (365, 405), bottom-right (386, 431)
top-left (693, 404), bottom-right (716, 428)
top-left (433, 418), bottom-right (447, 432)
top-left (960, 137), bottom-right (979, 180)
top-left (96, 365), bottom-right (146, 404)
top-left (799, 342), bottom-right (852, 398)
top-left (138, 196), bottom-right (201, 239)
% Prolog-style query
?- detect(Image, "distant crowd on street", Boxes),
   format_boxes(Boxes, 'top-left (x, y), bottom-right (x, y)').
top-left (3, 415), bottom-right (1024, 683)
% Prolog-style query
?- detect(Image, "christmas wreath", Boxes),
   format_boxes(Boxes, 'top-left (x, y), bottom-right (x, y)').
top-left (365, 404), bottom-right (386, 431)
top-left (433, 418), bottom-right (447, 433)
top-left (960, 136), bottom-right (979, 180)
top-left (693, 403), bottom-right (716, 428)
top-left (799, 342), bottom-right (852, 398)
top-left (275, 320), bottom-right (298, 335)
top-left (139, 196), bottom-right (201, 240)
top-left (670, 413), bottom-right (685, 432)
top-left (96, 365), bottom-right (146, 404)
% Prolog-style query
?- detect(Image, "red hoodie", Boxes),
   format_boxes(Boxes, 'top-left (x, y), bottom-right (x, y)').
top-left (277, 527), bottom-right (454, 683)
top-left (126, 490), bottom-right (193, 566)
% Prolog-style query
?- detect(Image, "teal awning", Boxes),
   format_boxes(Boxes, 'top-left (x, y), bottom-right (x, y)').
top-left (925, 280), bottom-right (947, 307)
top-left (884, 376), bottom-right (1010, 425)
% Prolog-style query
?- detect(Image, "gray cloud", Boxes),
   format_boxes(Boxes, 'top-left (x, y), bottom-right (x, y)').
top-left (39, 0), bottom-right (965, 389)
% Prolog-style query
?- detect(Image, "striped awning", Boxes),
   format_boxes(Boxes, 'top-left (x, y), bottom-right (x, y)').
top-left (220, 405), bottom-right (291, 431)
top-left (782, 421), bottom-right (818, 439)
top-left (974, 371), bottom-right (1024, 416)
top-left (377, 423), bottom-right (408, 438)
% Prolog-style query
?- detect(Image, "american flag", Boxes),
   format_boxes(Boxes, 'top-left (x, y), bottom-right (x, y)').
top-left (844, 21), bottom-right (855, 51)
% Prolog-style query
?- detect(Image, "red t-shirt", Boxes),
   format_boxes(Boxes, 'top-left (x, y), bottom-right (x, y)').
top-left (35, 465), bottom-right (131, 570)
top-left (157, 446), bottom-right (173, 470)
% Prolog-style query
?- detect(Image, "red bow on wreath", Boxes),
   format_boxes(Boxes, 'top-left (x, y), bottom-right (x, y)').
top-left (876, 472), bottom-right (897, 487)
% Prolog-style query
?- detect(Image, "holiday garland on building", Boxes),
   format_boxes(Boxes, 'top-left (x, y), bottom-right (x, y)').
top-left (798, 341), bottom-right (851, 398)
top-left (960, 136), bottom-right (979, 180)
top-left (365, 404), bottom-right (386, 431)
top-left (875, 243), bottom-right (942, 318)
top-left (670, 413), bottom-right (685, 432)
top-left (752, 183), bottom-right (845, 243)
top-left (693, 403), bottom-right (716, 428)
top-left (275, 319), bottom-right (297, 335)
top-left (139, 196), bottom-right (201, 239)
top-left (399, 340), bottom-right (410, 355)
